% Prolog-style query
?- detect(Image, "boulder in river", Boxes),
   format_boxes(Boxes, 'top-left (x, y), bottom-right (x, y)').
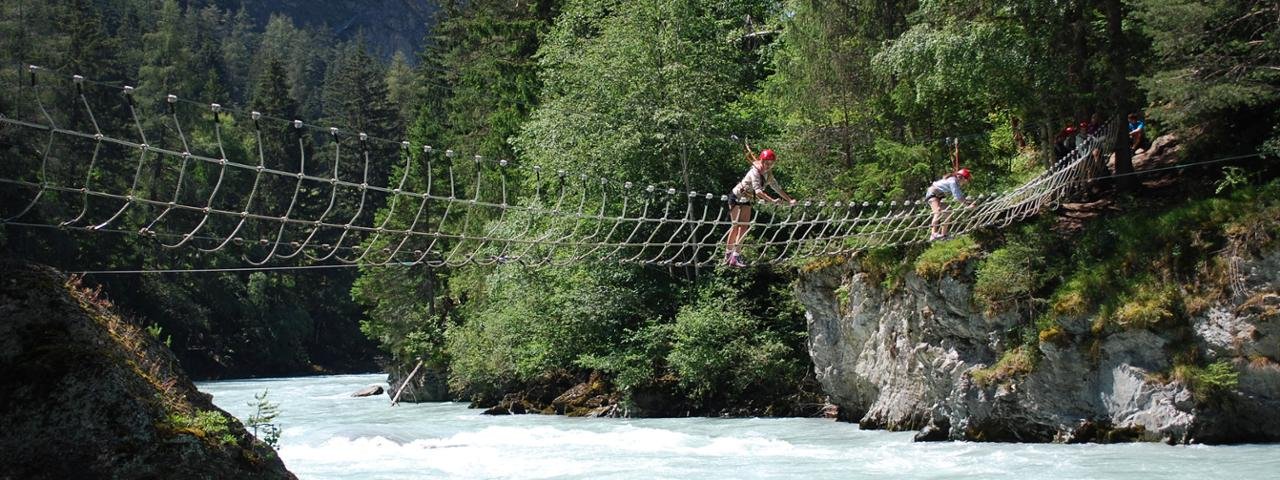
top-left (352, 385), bottom-right (385, 397)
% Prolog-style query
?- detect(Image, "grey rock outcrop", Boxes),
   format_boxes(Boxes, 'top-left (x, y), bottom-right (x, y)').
top-left (798, 249), bottom-right (1280, 444)
top-left (0, 262), bottom-right (295, 479)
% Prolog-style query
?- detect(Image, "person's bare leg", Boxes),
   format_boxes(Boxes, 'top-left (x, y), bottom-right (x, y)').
top-left (727, 205), bottom-right (751, 265)
top-left (929, 197), bottom-right (943, 238)
top-left (727, 205), bottom-right (745, 254)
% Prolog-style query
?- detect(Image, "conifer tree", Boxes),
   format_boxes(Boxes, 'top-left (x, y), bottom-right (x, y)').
top-left (385, 51), bottom-right (419, 127)
top-left (222, 7), bottom-right (257, 103)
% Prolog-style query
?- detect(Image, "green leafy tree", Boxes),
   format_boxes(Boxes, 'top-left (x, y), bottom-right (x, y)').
top-left (355, 0), bottom-right (559, 381)
top-left (515, 0), bottom-right (746, 191)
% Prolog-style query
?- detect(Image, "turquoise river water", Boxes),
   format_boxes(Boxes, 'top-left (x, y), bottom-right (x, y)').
top-left (200, 374), bottom-right (1280, 480)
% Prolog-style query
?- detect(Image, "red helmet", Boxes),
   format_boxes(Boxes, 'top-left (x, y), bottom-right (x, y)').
top-left (956, 168), bottom-right (972, 180)
top-left (759, 149), bottom-right (776, 162)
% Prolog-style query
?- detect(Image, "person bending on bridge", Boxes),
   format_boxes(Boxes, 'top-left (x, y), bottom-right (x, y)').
top-left (924, 142), bottom-right (974, 241)
top-left (725, 144), bottom-right (794, 268)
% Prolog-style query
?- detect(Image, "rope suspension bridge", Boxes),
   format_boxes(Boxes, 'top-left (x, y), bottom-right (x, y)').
top-left (0, 65), bottom-right (1119, 271)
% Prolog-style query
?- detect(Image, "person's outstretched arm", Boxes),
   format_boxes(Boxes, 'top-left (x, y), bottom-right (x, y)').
top-left (765, 173), bottom-right (794, 203)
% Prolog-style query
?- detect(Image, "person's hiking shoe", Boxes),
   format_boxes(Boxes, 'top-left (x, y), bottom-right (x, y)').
top-left (929, 233), bottom-right (945, 242)
top-left (728, 252), bottom-right (748, 268)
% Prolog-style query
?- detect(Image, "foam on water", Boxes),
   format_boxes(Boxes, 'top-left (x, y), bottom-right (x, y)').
top-left (200, 374), bottom-right (1280, 480)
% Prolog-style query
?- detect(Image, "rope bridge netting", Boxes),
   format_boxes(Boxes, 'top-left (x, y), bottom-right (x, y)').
top-left (0, 65), bottom-right (1118, 269)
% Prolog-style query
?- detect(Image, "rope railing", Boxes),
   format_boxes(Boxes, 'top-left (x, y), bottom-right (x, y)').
top-left (0, 65), bottom-right (1120, 269)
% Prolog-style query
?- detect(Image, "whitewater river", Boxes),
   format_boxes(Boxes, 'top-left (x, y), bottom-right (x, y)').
top-left (201, 374), bottom-right (1279, 480)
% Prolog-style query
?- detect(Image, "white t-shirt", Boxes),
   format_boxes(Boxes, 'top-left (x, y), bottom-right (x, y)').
top-left (733, 166), bottom-right (782, 200)
top-left (926, 176), bottom-right (966, 202)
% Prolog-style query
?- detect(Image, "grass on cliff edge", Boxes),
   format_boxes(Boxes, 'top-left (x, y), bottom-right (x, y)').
top-left (1046, 180), bottom-right (1280, 337)
top-left (914, 236), bottom-right (981, 279)
top-left (66, 275), bottom-right (245, 448)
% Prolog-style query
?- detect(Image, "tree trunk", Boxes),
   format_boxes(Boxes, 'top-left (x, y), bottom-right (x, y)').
top-left (1103, 0), bottom-right (1134, 189)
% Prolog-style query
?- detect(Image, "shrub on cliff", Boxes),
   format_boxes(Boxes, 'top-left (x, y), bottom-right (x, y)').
top-left (1173, 360), bottom-right (1240, 405)
top-left (914, 236), bottom-right (980, 279)
top-left (974, 242), bottom-right (1044, 314)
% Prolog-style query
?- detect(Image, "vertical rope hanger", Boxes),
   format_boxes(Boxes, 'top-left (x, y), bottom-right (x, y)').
top-left (631, 187), bottom-right (683, 265)
top-left (311, 132), bottom-right (372, 262)
top-left (5, 66), bottom-right (58, 223)
top-left (91, 85), bottom-right (151, 231)
top-left (199, 110), bottom-right (267, 253)
top-left (506, 167), bottom-right (569, 266)
top-left (161, 102), bottom-right (231, 249)
top-left (541, 171), bottom-right (594, 266)
top-left (246, 119), bottom-right (309, 266)
top-left (371, 145), bottom-right (436, 266)
top-left (563, 177), bottom-right (613, 264)
top-left (664, 193), bottom-right (716, 266)
top-left (440, 153), bottom-right (488, 267)
top-left (61, 75), bottom-right (106, 228)
top-left (540, 172), bottom-right (595, 266)
top-left (412, 150), bottom-right (459, 267)
top-left (458, 156), bottom-right (512, 266)
top-left (141, 94), bottom-right (195, 236)
top-left (346, 141), bottom-right (416, 265)
top-left (276, 127), bottom-right (345, 260)
top-left (622, 186), bottom-right (672, 264)
top-left (570, 178), bottom-right (630, 264)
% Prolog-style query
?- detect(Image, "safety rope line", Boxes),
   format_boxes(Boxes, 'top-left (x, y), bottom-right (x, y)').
top-left (69, 263), bottom-right (371, 275)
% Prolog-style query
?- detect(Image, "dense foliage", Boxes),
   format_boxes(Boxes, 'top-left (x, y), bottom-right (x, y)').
top-left (1, 0), bottom-right (1277, 412)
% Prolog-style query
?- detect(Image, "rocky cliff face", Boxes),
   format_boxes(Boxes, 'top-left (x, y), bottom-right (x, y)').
top-left (0, 262), bottom-right (295, 479)
top-left (797, 249), bottom-right (1280, 444)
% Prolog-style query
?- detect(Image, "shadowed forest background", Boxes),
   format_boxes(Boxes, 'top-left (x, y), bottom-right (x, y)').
top-left (0, 0), bottom-right (1275, 414)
